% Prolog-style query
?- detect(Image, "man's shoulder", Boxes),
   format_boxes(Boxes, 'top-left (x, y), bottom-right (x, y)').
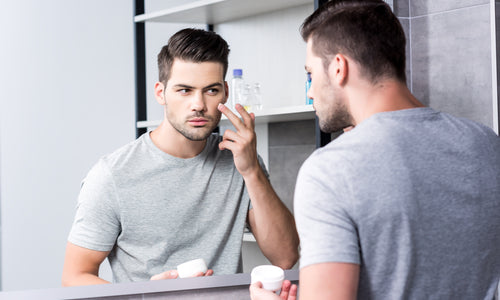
top-left (99, 133), bottom-right (150, 171)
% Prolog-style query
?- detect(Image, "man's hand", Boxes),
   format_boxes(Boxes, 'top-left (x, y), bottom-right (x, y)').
top-left (218, 103), bottom-right (260, 177)
top-left (150, 269), bottom-right (214, 280)
top-left (249, 280), bottom-right (298, 300)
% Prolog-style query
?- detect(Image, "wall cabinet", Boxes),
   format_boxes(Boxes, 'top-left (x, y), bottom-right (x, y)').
top-left (133, 0), bottom-right (329, 145)
top-left (134, 0), bottom-right (312, 24)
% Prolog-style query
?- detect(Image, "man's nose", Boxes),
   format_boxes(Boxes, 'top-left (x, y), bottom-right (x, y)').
top-left (191, 91), bottom-right (207, 111)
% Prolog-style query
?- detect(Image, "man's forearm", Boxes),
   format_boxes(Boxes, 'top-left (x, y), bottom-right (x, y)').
top-left (62, 272), bottom-right (110, 287)
top-left (245, 168), bottom-right (300, 269)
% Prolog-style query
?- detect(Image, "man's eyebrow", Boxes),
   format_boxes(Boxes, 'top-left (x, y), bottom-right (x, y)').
top-left (172, 83), bottom-right (223, 89)
top-left (172, 84), bottom-right (195, 89)
top-left (204, 83), bottom-right (223, 89)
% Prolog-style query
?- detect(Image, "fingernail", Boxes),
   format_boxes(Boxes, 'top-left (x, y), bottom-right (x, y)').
top-left (218, 103), bottom-right (224, 110)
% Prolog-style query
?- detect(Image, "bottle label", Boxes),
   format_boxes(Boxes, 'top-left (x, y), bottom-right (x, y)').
top-left (306, 73), bottom-right (313, 105)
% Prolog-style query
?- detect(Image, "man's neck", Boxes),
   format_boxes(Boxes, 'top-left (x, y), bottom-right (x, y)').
top-left (150, 120), bottom-right (207, 159)
top-left (349, 79), bottom-right (425, 125)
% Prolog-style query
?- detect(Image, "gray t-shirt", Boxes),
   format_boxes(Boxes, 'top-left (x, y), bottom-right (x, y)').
top-left (295, 108), bottom-right (500, 299)
top-left (69, 132), bottom-right (259, 283)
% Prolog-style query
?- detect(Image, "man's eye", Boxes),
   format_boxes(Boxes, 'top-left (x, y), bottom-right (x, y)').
top-left (206, 89), bottom-right (219, 95)
top-left (178, 89), bottom-right (190, 94)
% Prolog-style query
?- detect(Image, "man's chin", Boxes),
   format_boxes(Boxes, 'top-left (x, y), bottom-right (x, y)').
top-left (183, 128), bottom-right (216, 141)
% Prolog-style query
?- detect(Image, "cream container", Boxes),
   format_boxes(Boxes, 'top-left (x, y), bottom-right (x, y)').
top-left (251, 265), bottom-right (285, 291)
top-left (176, 258), bottom-right (208, 278)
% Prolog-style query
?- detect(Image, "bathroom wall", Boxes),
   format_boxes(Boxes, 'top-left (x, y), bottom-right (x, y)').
top-left (0, 0), bottom-right (135, 290)
top-left (396, 0), bottom-right (495, 130)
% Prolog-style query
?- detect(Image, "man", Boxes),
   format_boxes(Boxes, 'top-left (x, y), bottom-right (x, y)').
top-left (62, 28), bottom-right (299, 286)
top-left (250, 0), bottom-right (500, 299)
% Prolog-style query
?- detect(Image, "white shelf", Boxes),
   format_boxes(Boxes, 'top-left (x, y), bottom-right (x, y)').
top-left (136, 104), bottom-right (315, 129)
top-left (249, 104), bottom-right (315, 123)
top-left (134, 0), bottom-right (311, 24)
top-left (243, 232), bottom-right (256, 242)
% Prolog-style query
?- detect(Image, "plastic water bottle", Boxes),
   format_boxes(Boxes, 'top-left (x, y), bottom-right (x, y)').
top-left (306, 73), bottom-right (313, 105)
top-left (241, 83), bottom-right (252, 111)
top-left (231, 69), bottom-right (244, 109)
top-left (252, 83), bottom-right (263, 110)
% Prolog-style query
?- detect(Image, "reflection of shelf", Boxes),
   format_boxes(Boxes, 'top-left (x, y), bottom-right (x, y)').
top-left (243, 232), bottom-right (256, 243)
top-left (246, 104), bottom-right (315, 124)
top-left (134, 0), bottom-right (311, 24)
top-left (136, 105), bottom-right (315, 129)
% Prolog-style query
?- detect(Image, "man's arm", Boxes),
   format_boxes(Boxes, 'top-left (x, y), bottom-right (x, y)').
top-left (246, 173), bottom-right (299, 269)
top-left (62, 242), bottom-right (110, 286)
top-left (218, 103), bottom-right (299, 269)
top-left (299, 262), bottom-right (359, 300)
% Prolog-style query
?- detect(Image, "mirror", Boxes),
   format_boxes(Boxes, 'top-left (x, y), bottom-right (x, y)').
top-left (1, 0), bottom-right (497, 293)
top-left (0, 0), bottom-right (308, 292)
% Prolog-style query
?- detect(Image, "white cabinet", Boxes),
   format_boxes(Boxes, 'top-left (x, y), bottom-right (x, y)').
top-left (134, 0), bottom-right (316, 130)
top-left (135, 0), bottom-right (311, 24)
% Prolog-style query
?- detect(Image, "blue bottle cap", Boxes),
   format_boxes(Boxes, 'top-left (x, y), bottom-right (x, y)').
top-left (233, 69), bottom-right (243, 76)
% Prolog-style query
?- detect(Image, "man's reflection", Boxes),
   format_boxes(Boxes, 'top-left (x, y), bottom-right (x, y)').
top-left (62, 28), bottom-right (299, 286)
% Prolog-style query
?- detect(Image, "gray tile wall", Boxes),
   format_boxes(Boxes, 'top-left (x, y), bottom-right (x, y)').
top-left (398, 17), bottom-right (412, 87)
top-left (395, 0), bottom-right (409, 17)
top-left (399, 0), bottom-right (494, 128)
top-left (409, 0), bottom-right (488, 17)
top-left (268, 120), bottom-right (316, 214)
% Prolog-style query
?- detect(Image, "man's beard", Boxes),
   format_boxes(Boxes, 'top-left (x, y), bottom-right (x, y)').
top-left (319, 102), bottom-right (353, 133)
top-left (169, 113), bottom-right (221, 141)
top-left (318, 82), bottom-right (354, 133)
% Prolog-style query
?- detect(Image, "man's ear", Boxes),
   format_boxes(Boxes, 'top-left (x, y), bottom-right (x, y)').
top-left (222, 81), bottom-right (229, 104)
top-left (329, 54), bottom-right (348, 86)
top-left (154, 82), bottom-right (166, 105)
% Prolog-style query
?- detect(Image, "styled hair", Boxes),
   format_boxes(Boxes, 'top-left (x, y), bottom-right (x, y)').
top-left (300, 0), bottom-right (406, 83)
top-left (157, 28), bottom-right (230, 84)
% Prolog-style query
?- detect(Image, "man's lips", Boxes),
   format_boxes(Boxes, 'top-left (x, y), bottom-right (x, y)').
top-left (188, 118), bottom-right (209, 126)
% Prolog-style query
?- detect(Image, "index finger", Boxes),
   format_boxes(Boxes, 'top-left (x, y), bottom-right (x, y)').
top-left (233, 103), bottom-right (255, 129)
top-left (218, 103), bottom-right (251, 131)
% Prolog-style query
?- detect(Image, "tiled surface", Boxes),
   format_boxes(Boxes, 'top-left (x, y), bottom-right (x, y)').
top-left (398, 17), bottom-right (412, 88)
top-left (411, 4), bottom-right (493, 128)
top-left (394, 0), bottom-right (410, 17)
top-left (269, 120), bottom-right (316, 213)
top-left (269, 144), bottom-right (316, 213)
top-left (410, 0), bottom-right (488, 17)
top-left (269, 119), bottom-right (316, 146)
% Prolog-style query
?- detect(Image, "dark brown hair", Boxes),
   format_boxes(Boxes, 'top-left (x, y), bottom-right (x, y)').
top-left (301, 0), bottom-right (406, 83)
top-left (157, 28), bottom-right (230, 84)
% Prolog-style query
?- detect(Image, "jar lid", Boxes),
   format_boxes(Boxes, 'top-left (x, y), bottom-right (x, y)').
top-left (251, 265), bottom-right (284, 291)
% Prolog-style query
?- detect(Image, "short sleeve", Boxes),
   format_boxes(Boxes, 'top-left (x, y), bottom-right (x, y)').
top-left (68, 159), bottom-right (121, 251)
top-left (294, 153), bottom-right (360, 269)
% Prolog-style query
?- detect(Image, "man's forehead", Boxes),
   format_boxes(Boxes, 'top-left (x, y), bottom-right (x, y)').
top-left (171, 58), bottom-right (223, 70)
top-left (169, 59), bottom-right (224, 85)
